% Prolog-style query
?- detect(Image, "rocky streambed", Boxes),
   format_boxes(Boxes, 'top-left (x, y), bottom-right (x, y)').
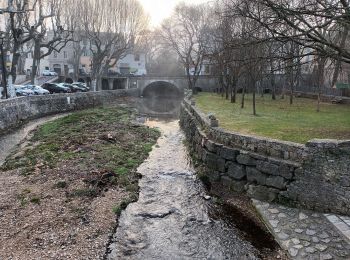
top-left (106, 119), bottom-right (263, 259)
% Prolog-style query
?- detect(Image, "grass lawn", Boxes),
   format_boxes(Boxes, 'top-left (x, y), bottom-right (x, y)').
top-left (194, 93), bottom-right (350, 144)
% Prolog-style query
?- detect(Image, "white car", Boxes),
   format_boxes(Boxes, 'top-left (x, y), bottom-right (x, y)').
top-left (25, 85), bottom-right (50, 95)
top-left (14, 85), bottom-right (35, 96)
top-left (42, 70), bottom-right (58, 76)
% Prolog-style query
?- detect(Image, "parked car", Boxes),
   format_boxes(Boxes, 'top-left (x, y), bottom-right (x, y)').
top-left (72, 82), bottom-right (89, 91)
top-left (58, 83), bottom-right (86, 92)
top-left (25, 85), bottom-right (50, 95)
top-left (14, 85), bottom-right (35, 96)
top-left (42, 70), bottom-right (58, 76)
top-left (41, 83), bottom-right (71, 94)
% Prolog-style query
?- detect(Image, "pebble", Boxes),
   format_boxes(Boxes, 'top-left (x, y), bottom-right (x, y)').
top-left (321, 238), bottom-right (331, 243)
top-left (303, 241), bottom-right (311, 247)
top-left (278, 232), bottom-right (289, 240)
top-left (293, 244), bottom-right (304, 249)
top-left (312, 237), bottom-right (320, 243)
top-left (315, 244), bottom-right (328, 252)
top-left (299, 212), bottom-right (309, 220)
top-left (295, 228), bottom-right (304, 233)
top-left (270, 220), bottom-right (279, 228)
top-left (203, 195), bottom-right (211, 200)
top-left (320, 254), bottom-right (333, 260)
top-left (305, 247), bottom-right (317, 253)
top-left (268, 208), bottom-right (279, 214)
top-left (289, 248), bottom-right (299, 257)
top-left (306, 229), bottom-right (317, 236)
top-left (291, 238), bottom-right (300, 244)
top-left (319, 231), bottom-right (329, 239)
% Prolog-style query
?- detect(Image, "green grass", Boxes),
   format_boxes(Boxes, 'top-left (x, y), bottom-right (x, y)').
top-left (194, 93), bottom-right (350, 144)
top-left (2, 107), bottom-right (160, 194)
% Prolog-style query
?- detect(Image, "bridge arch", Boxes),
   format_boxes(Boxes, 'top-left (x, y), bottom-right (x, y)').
top-left (141, 80), bottom-right (183, 98)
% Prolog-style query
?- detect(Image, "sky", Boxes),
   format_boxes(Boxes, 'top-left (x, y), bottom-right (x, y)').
top-left (139, 0), bottom-right (210, 28)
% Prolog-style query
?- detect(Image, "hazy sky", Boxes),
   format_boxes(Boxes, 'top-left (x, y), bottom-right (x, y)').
top-left (139, 0), bottom-right (209, 27)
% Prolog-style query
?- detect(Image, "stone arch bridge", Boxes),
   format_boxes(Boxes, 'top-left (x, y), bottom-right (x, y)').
top-left (96, 76), bottom-right (219, 96)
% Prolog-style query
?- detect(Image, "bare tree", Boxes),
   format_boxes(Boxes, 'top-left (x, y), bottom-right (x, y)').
top-left (80, 0), bottom-right (148, 90)
top-left (161, 3), bottom-right (211, 93)
top-left (28, 0), bottom-right (74, 83)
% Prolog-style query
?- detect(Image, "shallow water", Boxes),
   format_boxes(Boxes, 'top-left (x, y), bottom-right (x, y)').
top-left (106, 101), bottom-right (259, 259)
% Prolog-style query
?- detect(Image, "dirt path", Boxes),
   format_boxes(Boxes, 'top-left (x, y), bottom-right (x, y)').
top-left (0, 114), bottom-right (69, 166)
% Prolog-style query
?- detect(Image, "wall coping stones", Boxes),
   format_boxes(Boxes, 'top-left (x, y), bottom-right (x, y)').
top-left (183, 98), bottom-right (308, 162)
top-left (180, 98), bottom-right (350, 215)
top-left (0, 89), bottom-right (139, 136)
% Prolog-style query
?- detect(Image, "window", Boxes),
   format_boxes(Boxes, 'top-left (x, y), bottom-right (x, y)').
top-left (64, 51), bottom-right (67, 58)
top-left (134, 54), bottom-right (140, 61)
top-left (204, 65), bottom-right (210, 74)
top-left (54, 51), bottom-right (57, 58)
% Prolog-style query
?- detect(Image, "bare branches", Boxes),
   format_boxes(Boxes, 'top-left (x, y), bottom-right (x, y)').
top-left (161, 3), bottom-right (211, 91)
top-left (79, 0), bottom-right (148, 86)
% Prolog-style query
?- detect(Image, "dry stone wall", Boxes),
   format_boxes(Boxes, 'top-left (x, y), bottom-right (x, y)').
top-left (0, 89), bottom-right (139, 135)
top-left (180, 98), bottom-right (350, 215)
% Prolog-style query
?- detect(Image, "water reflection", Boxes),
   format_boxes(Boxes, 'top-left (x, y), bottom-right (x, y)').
top-left (136, 97), bottom-right (182, 118)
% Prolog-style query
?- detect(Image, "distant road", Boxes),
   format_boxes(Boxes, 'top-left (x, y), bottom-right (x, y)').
top-left (18, 76), bottom-right (58, 86)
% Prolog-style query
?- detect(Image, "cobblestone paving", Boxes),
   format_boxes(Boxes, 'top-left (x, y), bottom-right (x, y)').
top-left (253, 199), bottom-right (350, 259)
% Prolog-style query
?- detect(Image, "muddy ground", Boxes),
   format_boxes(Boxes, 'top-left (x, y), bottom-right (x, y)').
top-left (197, 167), bottom-right (290, 260)
top-left (0, 106), bottom-right (159, 259)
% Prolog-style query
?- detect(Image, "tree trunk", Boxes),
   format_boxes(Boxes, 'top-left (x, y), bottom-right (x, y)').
top-left (241, 86), bottom-right (246, 109)
top-left (10, 52), bottom-right (20, 84)
top-left (271, 74), bottom-right (276, 100)
top-left (253, 83), bottom-right (256, 115)
top-left (230, 84), bottom-right (236, 103)
top-left (31, 65), bottom-right (37, 84)
top-left (289, 70), bottom-right (294, 105)
top-left (316, 57), bottom-right (326, 112)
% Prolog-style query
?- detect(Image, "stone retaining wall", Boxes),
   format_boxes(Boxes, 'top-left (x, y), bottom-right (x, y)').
top-left (0, 89), bottom-right (139, 135)
top-left (180, 98), bottom-right (350, 215)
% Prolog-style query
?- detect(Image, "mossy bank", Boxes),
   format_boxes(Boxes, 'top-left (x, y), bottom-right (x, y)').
top-left (0, 106), bottom-right (160, 259)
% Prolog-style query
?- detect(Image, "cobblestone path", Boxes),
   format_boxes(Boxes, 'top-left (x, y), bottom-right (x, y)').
top-left (253, 199), bottom-right (350, 259)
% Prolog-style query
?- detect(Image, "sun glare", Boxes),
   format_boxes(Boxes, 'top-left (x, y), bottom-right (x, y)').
top-left (139, 0), bottom-right (209, 27)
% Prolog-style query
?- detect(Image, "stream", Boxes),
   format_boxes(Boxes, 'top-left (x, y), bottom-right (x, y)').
top-left (106, 98), bottom-right (259, 259)
top-left (0, 98), bottom-right (269, 259)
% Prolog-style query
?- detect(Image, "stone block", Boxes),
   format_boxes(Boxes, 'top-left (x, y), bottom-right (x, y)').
top-left (246, 167), bottom-right (267, 185)
top-left (221, 176), bottom-right (233, 187)
top-left (247, 184), bottom-right (278, 202)
top-left (204, 139), bottom-right (222, 153)
top-left (256, 161), bottom-right (279, 175)
top-left (230, 180), bottom-right (247, 193)
top-left (203, 150), bottom-right (225, 172)
top-left (219, 146), bottom-right (239, 161)
top-left (266, 176), bottom-right (286, 189)
top-left (226, 162), bottom-right (246, 180)
top-left (208, 171), bottom-right (221, 182)
top-left (217, 158), bottom-right (226, 173)
top-left (278, 164), bottom-right (294, 180)
top-left (236, 153), bottom-right (257, 166)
